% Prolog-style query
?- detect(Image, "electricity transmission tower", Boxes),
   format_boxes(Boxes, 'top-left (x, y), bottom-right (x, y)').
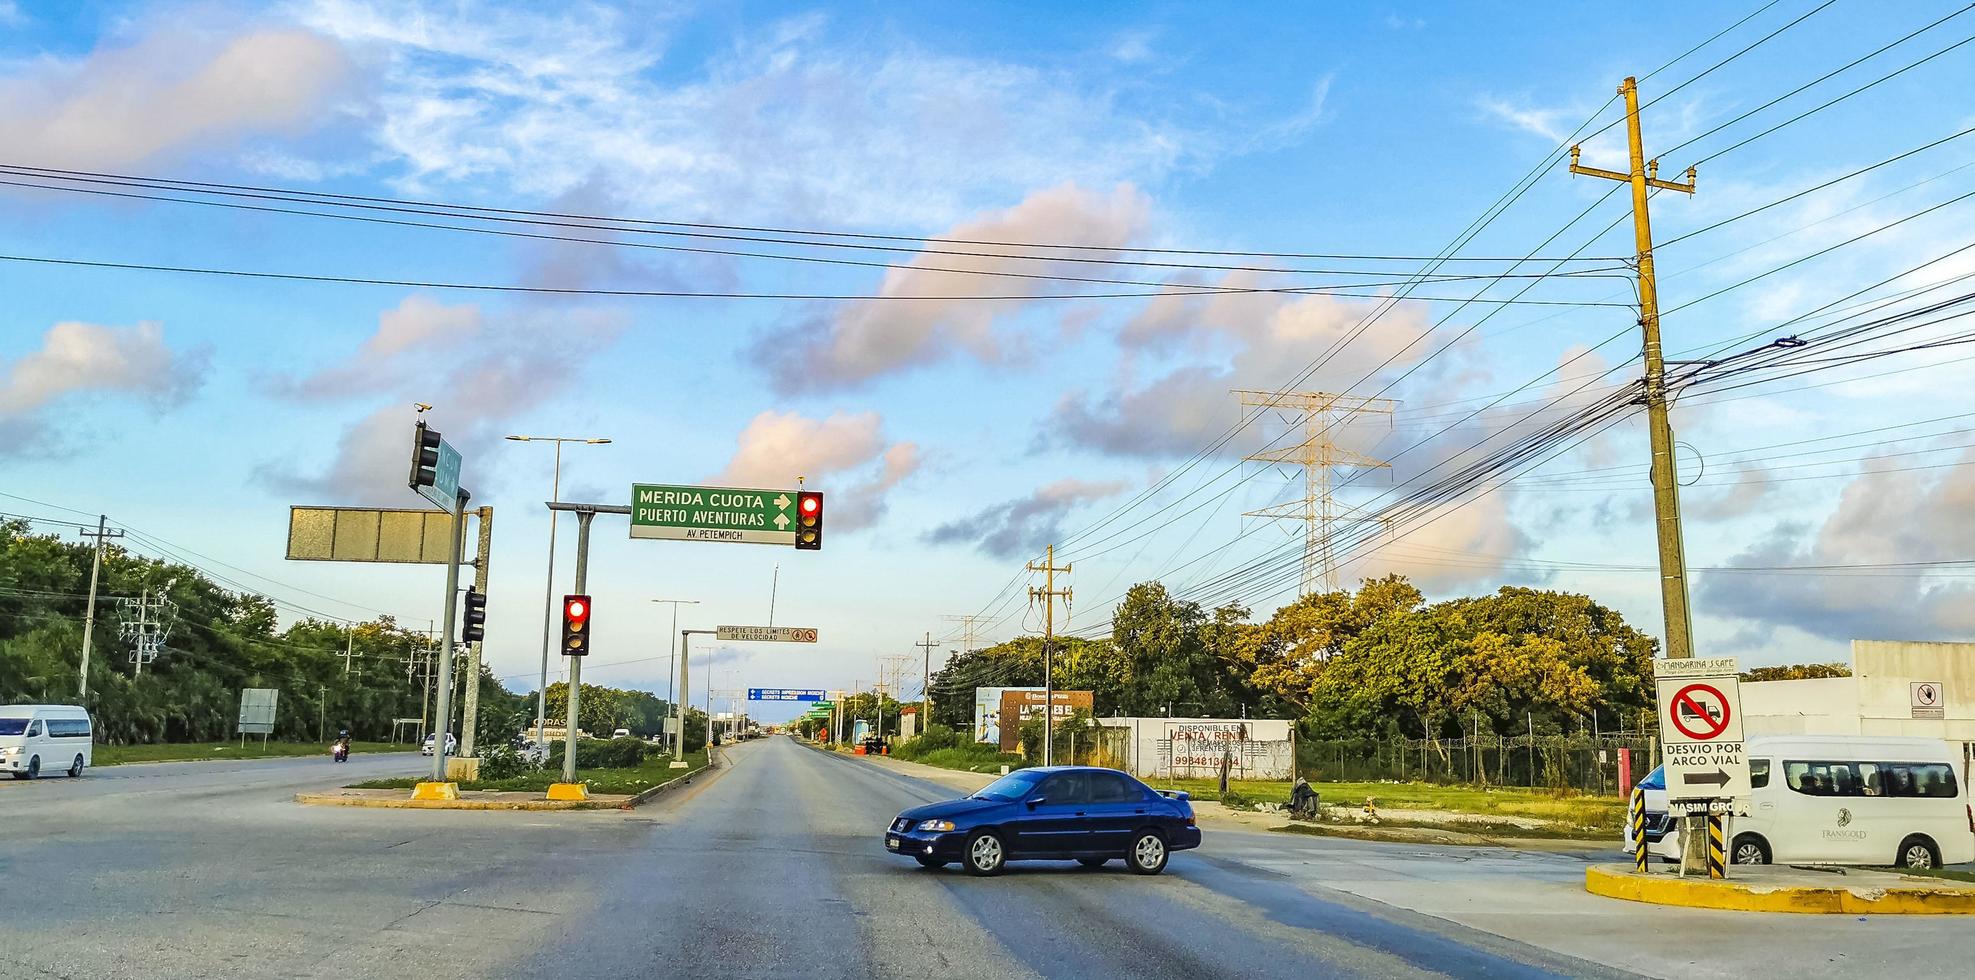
top-left (941, 614), bottom-right (985, 654)
top-left (118, 581), bottom-right (179, 676)
top-left (1234, 389), bottom-right (1396, 595)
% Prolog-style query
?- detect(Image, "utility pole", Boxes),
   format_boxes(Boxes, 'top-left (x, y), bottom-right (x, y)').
top-left (1027, 545), bottom-right (1072, 766)
top-left (1570, 74), bottom-right (1701, 872)
top-left (460, 505), bottom-right (492, 758)
top-left (942, 614), bottom-right (984, 654)
top-left (652, 599), bottom-right (699, 738)
top-left (1234, 389), bottom-right (1395, 594)
top-left (676, 629), bottom-right (716, 762)
top-left (341, 632), bottom-right (364, 675)
top-left (75, 516), bottom-right (122, 698)
top-left (916, 632), bottom-right (938, 733)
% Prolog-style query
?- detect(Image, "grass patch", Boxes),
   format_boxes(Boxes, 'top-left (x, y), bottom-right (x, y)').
top-left (1149, 777), bottom-right (1627, 833)
top-left (94, 740), bottom-right (402, 766)
top-left (349, 748), bottom-right (709, 795)
top-left (1897, 866), bottom-right (1975, 884)
top-left (897, 745), bottom-right (1028, 774)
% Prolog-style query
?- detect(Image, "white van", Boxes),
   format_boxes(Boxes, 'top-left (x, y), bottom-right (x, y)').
top-left (0, 705), bottom-right (94, 779)
top-left (1626, 735), bottom-right (1975, 869)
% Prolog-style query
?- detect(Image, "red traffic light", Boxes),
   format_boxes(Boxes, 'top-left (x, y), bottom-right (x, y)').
top-left (795, 491), bottom-right (823, 550)
top-left (561, 594), bottom-right (592, 656)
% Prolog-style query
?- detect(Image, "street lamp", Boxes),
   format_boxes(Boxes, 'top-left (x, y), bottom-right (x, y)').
top-left (506, 434), bottom-right (611, 743)
top-left (651, 599), bottom-right (698, 753)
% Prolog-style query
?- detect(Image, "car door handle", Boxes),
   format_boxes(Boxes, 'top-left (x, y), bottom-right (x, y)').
top-left (1075, 811), bottom-right (1086, 816)
top-left (1134, 809), bottom-right (1146, 814)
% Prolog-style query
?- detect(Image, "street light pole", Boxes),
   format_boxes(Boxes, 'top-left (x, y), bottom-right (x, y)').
top-left (506, 434), bottom-right (610, 744)
top-left (651, 598), bottom-right (698, 746)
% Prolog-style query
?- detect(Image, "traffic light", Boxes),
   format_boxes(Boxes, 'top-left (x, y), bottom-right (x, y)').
top-left (461, 586), bottom-right (487, 644)
top-left (561, 594), bottom-right (591, 657)
top-left (409, 421), bottom-right (443, 490)
top-left (795, 491), bottom-right (823, 550)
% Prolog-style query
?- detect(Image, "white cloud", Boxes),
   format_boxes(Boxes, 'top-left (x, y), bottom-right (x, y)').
top-left (274, 295), bottom-right (482, 400)
top-left (0, 27), bottom-right (351, 169)
top-left (1701, 448), bottom-right (1975, 641)
top-left (0, 321), bottom-right (208, 455)
top-left (1689, 464), bottom-right (1772, 522)
top-left (1345, 489), bottom-right (1535, 592)
top-left (298, 2), bottom-right (1202, 226)
top-left (708, 410), bottom-right (920, 532)
top-left (926, 478), bottom-right (1129, 558)
top-left (753, 183), bottom-right (1153, 392)
top-left (264, 296), bottom-right (626, 503)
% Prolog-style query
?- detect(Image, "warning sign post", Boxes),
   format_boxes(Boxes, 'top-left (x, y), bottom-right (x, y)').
top-left (1653, 658), bottom-right (1751, 804)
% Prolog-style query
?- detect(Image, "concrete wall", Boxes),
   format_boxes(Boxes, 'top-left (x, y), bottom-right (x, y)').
top-left (1741, 677), bottom-right (1861, 736)
top-left (1853, 640), bottom-right (1975, 739)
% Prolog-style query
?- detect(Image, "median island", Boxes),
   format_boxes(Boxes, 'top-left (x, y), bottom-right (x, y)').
top-left (299, 740), bottom-right (711, 810)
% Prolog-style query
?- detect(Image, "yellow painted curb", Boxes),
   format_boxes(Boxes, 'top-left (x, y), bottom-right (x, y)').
top-left (1585, 864), bottom-right (1975, 914)
top-left (410, 781), bottom-right (459, 801)
top-left (294, 792), bottom-right (612, 810)
top-left (545, 782), bottom-right (589, 801)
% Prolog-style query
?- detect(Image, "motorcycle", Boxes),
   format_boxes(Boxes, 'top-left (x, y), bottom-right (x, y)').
top-left (331, 738), bottom-right (350, 763)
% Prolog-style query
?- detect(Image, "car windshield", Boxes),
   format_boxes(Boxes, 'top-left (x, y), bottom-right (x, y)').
top-left (1640, 765), bottom-right (1665, 790)
top-left (0, 718), bottom-right (26, 736)
top-left (972, 770), bottom-right (1046, 801)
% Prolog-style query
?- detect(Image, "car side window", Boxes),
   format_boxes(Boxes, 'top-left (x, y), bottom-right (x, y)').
top-left (1039, 772), bottom-right (1089, 805)
top-left (1749, 758), bottom-right (1770, 790)
top-left (1084, 772), bottom-right (1124, 803)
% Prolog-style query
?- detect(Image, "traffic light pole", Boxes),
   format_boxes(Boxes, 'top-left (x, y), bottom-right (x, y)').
top-left (430, 488), bottom-right (468, 783)
top-left (461, 505), bottom-right (492, 758)
top-left (562, 510), bottom-right (595, 785)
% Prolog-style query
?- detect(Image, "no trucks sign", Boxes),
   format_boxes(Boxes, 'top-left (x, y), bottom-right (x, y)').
top-left (1653, 658), bottom-right (1751, 804)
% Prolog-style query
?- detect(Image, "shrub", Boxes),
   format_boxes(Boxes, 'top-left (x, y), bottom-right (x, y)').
top-left (476, 742), bottom-right (538, 781)
top-left (546, 736), bottom-right (652, 771)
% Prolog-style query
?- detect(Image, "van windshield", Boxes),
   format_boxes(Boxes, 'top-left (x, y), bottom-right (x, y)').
top-left (0, 719), bottom-right (27, 736)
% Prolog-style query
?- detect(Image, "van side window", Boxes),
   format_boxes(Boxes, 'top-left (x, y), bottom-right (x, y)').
top-left (1785, 760), bottom-right (1864, 796)
top-left (1856, 762), bottom-right (1883, 797)
top-left (46, 719), bottom-right (91, 739)
top-left (1885, 763), bottom-right (1959, 799)
top-left (1749, 759), bottom-right (1770, 789)
top-left (26, 720), bottom-right (43, 738)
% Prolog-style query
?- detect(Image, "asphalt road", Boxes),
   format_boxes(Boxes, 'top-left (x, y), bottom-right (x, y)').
top-left (1, 737), bottom-right (1967, 979)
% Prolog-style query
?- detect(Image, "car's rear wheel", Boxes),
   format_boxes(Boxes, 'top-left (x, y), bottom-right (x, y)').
top-left (1730, 834), bottom-right (1770, 865)
top-left (964, 831), bottom-right (1006, 876)
top-left (1897, 835), bottom-right (1941, 870)
top-left (1127, 830), bottom-right (1168, 875)
top-left (1078, 857), bottom-right (1108, 869)
top-left (915, 856), bottom-right (947, 869)
top-left (68, 755), bottom-right (83, 778)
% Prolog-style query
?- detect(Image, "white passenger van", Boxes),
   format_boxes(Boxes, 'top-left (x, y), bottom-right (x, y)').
top-left (1626, 735), bottom-right (1975, 869)
top-left (0, 705), bottom-right (95, 779)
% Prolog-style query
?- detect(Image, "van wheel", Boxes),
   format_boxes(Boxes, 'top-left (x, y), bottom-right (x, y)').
top-left (24, 756), bottom-right (39, 779)
top-left (1730, 834), bottom-right (1770, 865)
top-left (1897, 835), bottom-right (1941, 870)
top-left (68, 755), bottom-right (84, 778)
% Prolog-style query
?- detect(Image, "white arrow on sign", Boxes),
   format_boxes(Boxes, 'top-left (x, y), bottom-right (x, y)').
top-left (774, 514), bottom-right (790, 529)
top-left (774, 494), bottom-right (791, 511)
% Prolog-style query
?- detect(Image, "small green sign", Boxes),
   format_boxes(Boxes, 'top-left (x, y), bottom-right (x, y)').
top-left (630, 484), bottom-right (796, 545)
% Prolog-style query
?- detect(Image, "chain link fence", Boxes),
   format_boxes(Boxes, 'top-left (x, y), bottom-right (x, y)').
top-left (1295, 733), bottom-right (1659, 794)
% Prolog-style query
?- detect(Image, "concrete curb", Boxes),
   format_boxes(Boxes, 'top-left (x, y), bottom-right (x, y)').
top-left (1584, 863), bottom-right (1975, 914)
top-left (293, 791), bottom-right (625, 811)
top-left (619, 748), bottom-right (721, 809)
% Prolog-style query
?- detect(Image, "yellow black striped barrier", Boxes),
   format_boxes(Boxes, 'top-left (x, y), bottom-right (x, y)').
top-left (1630, 788), bottom-right (1647, 873)
top-left (1707, 812), bottom-right (1726, 879)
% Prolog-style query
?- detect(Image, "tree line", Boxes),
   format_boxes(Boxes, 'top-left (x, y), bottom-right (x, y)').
top-left (923, 575), bottom-right (1665, 742)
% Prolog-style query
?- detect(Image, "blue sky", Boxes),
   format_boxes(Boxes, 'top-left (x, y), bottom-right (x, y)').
top-left (4, 1), bottom-right (1974, 722)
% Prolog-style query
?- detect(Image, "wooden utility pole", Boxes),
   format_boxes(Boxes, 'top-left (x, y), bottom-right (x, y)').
top-left (1569, 76), bottom-right (1698, 663)
top-left (75, 515), bottom-right (123, 699)
top-left (1571, 74), bottom-right (1702, 874)
top-left (1027, 545), bottom-right (1072, 765)
top-left (915, 632), bottom-right (938, 734)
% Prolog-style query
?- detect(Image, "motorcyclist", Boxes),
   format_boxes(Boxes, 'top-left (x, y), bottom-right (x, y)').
top-left (332, 729), bottom-right (352, 761)
top-left (1288, 776), bottom-right (1320, 819)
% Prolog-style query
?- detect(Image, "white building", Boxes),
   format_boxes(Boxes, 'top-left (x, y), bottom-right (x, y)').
top-left (1742, 640), bottom-right (1974, 779)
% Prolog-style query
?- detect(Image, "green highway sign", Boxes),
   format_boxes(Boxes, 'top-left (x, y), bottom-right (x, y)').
top-left (630, 484), bottom-right (797, 545)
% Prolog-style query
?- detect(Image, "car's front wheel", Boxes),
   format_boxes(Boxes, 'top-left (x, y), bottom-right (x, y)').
top-left (1127, 830), bottom-right (1168, 875)
top-left (964, 831), bottom-right (1006, 877)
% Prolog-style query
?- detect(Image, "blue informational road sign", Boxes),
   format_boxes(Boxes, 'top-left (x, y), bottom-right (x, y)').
top-left (749, 688), bottom-right (825, 701)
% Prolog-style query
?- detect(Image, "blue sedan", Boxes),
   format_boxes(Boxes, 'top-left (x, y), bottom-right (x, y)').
top-left (884, 766), bottom-right (1201, 876)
